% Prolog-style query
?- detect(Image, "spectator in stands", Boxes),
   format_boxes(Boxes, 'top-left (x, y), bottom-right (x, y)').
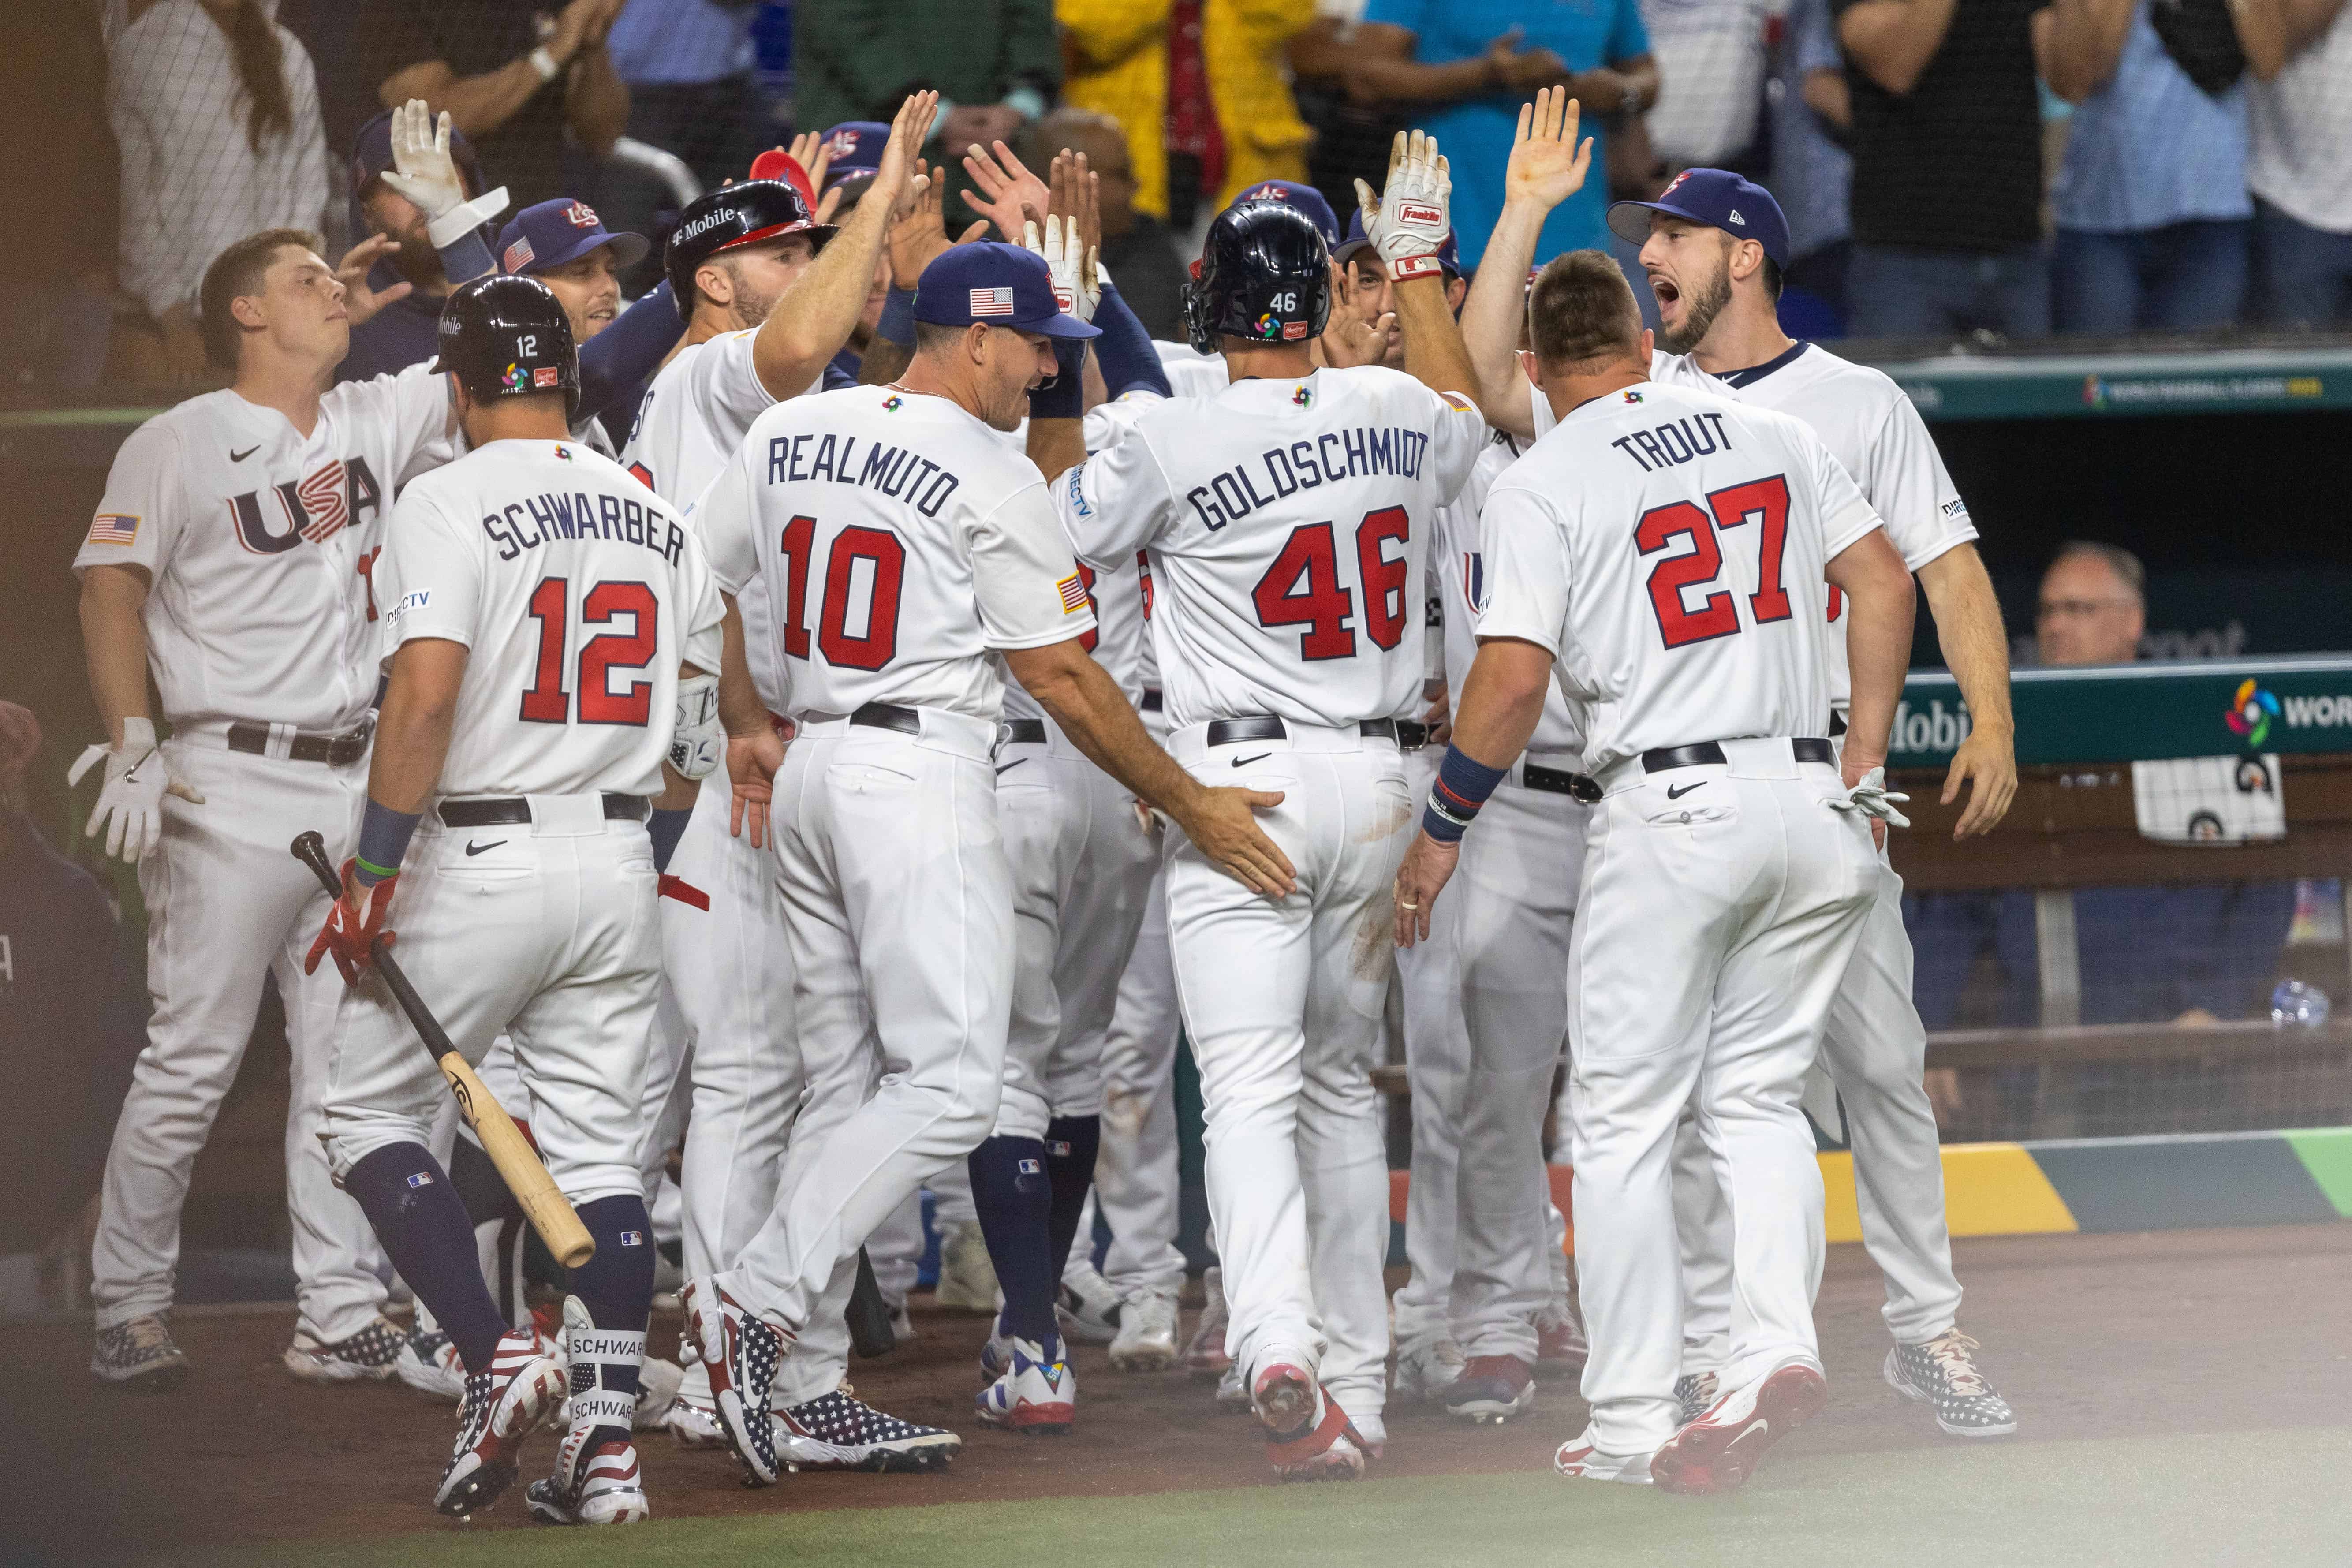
top-left (2035, 539), bottom-right (2146, 664)
top-left (1641, 0), bottom-right (1771, 174)
top-left (606, 0), bottom-right (768, 195)
top-left (106, 0), bottom-right (332, 384)
top-left (339, 108), bottom-right (495, 383)
top-left (0, 5), bottom-right (117, 391)
top-left (1767, 0), bottom-right (1854, 333)
top-left (1058, 0), bottom-right (1318, 234)
top-left (2246, 0), bottom-right (2352, 325)
top-left (1351, 2), bottom-right (1657, 268)
top-left (0, 704), bottom-right (147, 1262)
top-left (1288, 0), bottom-right (1410, 229)
top-left (359, 0), bottom-right (631, 214)
top-left (795, 0), bottom-right (1057, 178)
top-left (1020, 108), bottom-right (1189, 340)
top-left (1834, 0), bottom-right (2051, 337)
top-left (2044, 0), bottom-right (2275, 333)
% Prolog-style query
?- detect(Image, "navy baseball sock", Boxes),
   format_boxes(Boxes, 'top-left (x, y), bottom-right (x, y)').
top-left (344, 1142), bottom-right (510, 1373)
top-left (561, 1195), bottom-right (656, 1448)
top-left (1043, 1115), bottom-right (1102, 1282)
top-left (969, 1135), bottom-right (1057, 1359)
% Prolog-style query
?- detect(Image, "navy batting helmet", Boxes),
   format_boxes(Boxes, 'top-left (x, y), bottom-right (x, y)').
top-left (1183, 201), bottom-right (1332, 355)
top-left (430, 274), bottom-right (579, 422)
top-left (665, 180), bottom-right (836, 321)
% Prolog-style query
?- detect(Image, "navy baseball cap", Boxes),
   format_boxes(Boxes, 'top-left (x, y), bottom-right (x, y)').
top-left (914, 243), bottom-right (1099, 339)
top-left (1228, 179), bottom-right (1340, 246)
top-left (1607, 169), bottom-right (1790, 268)
top-left (817, 122), bottom-right (891, 193)
top-left (1333, 209), bottom-right (1461, 278)
top-left (497, 198), bottom-right (650, 276)
top-left (350, 108), bottom-right (484, 201)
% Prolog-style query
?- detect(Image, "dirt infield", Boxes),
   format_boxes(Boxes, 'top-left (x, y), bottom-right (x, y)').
top-left (6, 1222), bottom-right (2347, 1566)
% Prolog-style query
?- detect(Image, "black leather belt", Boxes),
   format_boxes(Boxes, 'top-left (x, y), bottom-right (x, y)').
top-left (1523, 762), bottom-right (1603, 803)
top-left (1140, 689), bottom-right (1163, 713)
top-left (851, 702), bottom-right (921, 735)
top-left (999, 718), bottom-right (1049, 746)
top-left (1642, 738), bottom-right (1834, 773)
top-left (1203, 715), bottom-right (1429, 749)
top-left (438, 793), bottom-right (650, 827)
top-left (227, 721), bottom-right (370, 767)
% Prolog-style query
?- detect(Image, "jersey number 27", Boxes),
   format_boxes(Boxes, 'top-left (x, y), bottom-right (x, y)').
top-left (1638, 476), bottom-right (1793, 650)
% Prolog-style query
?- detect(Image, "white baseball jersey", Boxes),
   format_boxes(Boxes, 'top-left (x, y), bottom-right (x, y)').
top-left (1053, 366), bottom-right (1485, 729)
top-left (370, 437), bottom-right (725, 799)
top-left (1436, 429), bottom-right (1584, 757)
top-left (1154, 340), bottom-right (1230, 400)
top-left (1532, 344), bottom-right (1972, 709)
top-left (1482, 380), bottom-right (1882, 773)
top-left (74, 365), bottom-right (453, 732)
top-left (696, 385), bottom-right (1097, 721)
top-left (622, 329), bottom-right (818, 713)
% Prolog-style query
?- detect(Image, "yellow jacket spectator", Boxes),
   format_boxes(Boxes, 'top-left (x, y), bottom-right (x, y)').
top-left (1058, 0), bottom-right (1317, 224)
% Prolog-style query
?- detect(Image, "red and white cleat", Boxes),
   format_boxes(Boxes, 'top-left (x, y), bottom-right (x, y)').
top-left (1651, 1356), bottom-right (1827, 1496)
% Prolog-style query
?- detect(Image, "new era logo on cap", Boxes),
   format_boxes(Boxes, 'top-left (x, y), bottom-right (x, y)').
top-left (1728, 209), bottom-right (1746, 226)
top-left (970, 287), bottom-right (1016, 317)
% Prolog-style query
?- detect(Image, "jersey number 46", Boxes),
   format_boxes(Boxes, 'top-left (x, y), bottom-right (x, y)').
top-left (1252, 507), bottom-right (1410, 661)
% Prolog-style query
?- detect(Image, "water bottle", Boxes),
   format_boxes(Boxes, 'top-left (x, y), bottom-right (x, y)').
top-left (2270, 979), bottom-right (2331, 1028)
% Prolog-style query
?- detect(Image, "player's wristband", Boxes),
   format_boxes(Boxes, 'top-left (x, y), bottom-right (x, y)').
top-left (353, 799), bottom-right (421, 888)
top-left (876, 287), bottom-right (917, 349)
top-left (648, 807), bottom-right (692, 874)
top-left (1422, 745), bottom-right (1507, 844)
top-left (1028, 340), bottom-right (1086, 419)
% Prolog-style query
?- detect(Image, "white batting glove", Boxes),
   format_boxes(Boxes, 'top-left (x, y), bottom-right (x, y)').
top-left (1023, 215), bottom-right (1099, 323)
top-left (379, 98), bottom-right (509, 249)
top-left (1353, 130), bottom-right (1452, 283)
top-left (65, 717), bottom-right (204, 863)
top-left (668, 673), bottom-right (723, 781)
top-left (1829, 766), bottom-right (1912, 829)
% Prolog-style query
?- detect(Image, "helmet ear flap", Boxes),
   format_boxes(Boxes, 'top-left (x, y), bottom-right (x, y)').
top-left (1183, 273), bottom-right (1218, 355)
top-left (1304, 266), bottom-right (1333, 340)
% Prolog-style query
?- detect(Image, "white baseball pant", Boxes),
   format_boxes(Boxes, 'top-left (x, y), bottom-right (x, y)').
top-left (321, 794), bottom-right (662, 1209)
top-left (716, 710), bottom-right (1008, 1336)
top-left (1167, 720), bottom-right (1407, 1429)
top-left (1568, 740), bottom-right (1874, 1456)
top-left (1086, 859), bottom-right (1186, 1301)
top-left (1396, 763), bottom-right (1588, 1362)
top-left (1676, 851), bottom-right (1962, 1370)
top-left (91, 737), bottom-right (386, 1344)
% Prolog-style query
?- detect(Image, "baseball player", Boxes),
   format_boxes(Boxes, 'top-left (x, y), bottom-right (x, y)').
top-left (74, 224), bottom-right (456, 1391)
top-left (307, 273), bottom-right (724, 1525)
top-left (626, 93), bottom-right (954, 1465)
top-left (1463, 91), bottom-right (2021, 1436)
top-left (1029, 136), bottom-right (1488, 1479)
top-left (684, 240), bottom-right (1291, 1488)
top-left (1396, 248), bottom-right (1917, 1493)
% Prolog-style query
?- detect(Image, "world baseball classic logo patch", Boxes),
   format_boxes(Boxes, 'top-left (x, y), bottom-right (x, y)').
top-left (87, 512), bottom-right (140, 546)
top-left (970, 287), bottom-right (1016, 317)
top-left (1057, 571), bottom-right (1091, 613)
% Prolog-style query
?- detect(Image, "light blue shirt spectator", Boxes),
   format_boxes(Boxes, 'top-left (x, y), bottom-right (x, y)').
top-left (608, 0), bottom-right (756, 86)
top-left (1361, 0), bottom-right (1651, 268)
top-left (2050, 6), bottom-right (2250, 233)
top-left (1768, 0), bottom-right (1849, 264)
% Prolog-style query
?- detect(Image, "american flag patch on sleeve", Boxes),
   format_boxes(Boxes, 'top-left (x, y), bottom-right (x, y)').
top-left (1056, 572), bottom-right (1090, 613)
top-left (87, 513), bottom-right (140, 546)
top-left (971, 287), bottom-right (1016, 317)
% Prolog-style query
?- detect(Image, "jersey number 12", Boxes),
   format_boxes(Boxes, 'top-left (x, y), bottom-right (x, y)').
top-left (519, 577), bottom-right (660, 725)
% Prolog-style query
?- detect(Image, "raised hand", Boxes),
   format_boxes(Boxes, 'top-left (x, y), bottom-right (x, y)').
top-left (1354, 129), bottom-right (1453, 279)
top-left (1505, 87), bottom-right (1593, 216)
top-left (873, 91), bottom-right (942, 219)
top-left (378, 99), bottom-right (467, 224)
top-left (962, 138), bottom-right (1051, 240)
top-left (334, 233), bottom-right (413, 327)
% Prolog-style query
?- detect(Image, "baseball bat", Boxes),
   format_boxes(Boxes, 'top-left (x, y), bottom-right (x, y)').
top-left (292, 830), bottom-right (595, 1269)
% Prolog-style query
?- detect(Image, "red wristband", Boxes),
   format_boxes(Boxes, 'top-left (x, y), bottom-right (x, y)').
top-left (1391, 253), bottom-right (1444, 282)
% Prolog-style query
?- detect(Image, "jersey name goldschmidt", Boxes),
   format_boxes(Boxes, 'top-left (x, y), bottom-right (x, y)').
top-left (1481, 381), bottom-right (1882, 773)
top-left (372, 437), bottom-right (725, 799)
top-left (1053, 365), bottom-right (1485, 730)
top-left (695, 385), bottom-right (1097, 722)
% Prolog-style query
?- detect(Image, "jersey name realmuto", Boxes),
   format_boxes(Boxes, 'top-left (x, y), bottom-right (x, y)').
top-left (1481, 380), bottom-right (1883, 774)
top-left (1532, 345), bottom-right (1974, 709)
top-left (73, 363), bottom-right (452, 733)
top-left (371, 437), bottom-right (726, 799)
top-left (1053, 365), bottom-right (1486, 731)
top-left (694, 385), bottom-right (1098, 722)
